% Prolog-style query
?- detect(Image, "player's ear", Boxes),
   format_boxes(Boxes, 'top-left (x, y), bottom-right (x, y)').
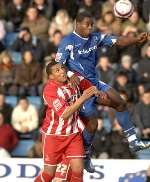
top-left (75, 20), bottom-right (80, 27)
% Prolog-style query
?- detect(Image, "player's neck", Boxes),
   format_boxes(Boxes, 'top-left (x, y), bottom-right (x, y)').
top-left (73, 30), bottom-right (89, 40)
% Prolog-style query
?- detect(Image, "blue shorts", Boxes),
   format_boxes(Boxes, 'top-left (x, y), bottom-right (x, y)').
top-left (79, 80), bottom-right (111, 118)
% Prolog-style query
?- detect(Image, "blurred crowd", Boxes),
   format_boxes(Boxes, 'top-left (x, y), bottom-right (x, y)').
top-left (0, 0), bottom-right (150, 159)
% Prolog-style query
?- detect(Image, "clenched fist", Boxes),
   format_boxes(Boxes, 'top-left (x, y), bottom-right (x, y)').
top-left (137, 32), bottom-right (149, 43)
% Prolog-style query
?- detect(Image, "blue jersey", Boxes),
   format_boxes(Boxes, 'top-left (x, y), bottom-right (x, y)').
top-left (56, 31), bottom-right (117, 83)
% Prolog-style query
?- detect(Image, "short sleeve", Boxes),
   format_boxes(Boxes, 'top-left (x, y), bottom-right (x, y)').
top-left (95, 32), bottom-right (118, 47)
top-left (100, 34), bottom-right (118, 47)
top-left (75, 74), bottom-right (93, 91)
top-left (80, 78), bottom-right (93, 91)
top-left (55, 38), bottom-right (72, 64)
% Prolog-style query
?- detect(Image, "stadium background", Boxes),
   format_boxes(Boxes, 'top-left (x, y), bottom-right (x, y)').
top-left (0, 0), bottom-right (149, 181)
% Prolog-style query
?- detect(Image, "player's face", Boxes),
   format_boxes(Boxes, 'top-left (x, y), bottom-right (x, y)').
top-left (50, 64), bottom-right (68, 83)
top-left (77, 17), bottom-right (94, 37)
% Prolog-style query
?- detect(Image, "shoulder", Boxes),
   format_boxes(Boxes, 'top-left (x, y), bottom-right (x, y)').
top-left (58, 34), bottom-right (74, 52)
top-left (61, 33), bottom-right (75, 44)
top-left (90, 32), bottom-right (102, 38)
top-left (90, 32), bottom-right (107, 41)
top-left (63, 35), bottom-right (73, 43)
top-left (43, 81), bottom-right (58, 96)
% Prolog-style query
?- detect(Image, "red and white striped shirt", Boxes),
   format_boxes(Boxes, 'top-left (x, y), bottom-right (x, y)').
top-left (41, 75), bottom-right (92, 136)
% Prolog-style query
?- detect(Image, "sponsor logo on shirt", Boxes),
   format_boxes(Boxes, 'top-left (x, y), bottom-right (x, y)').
top-left (53, 99), bottom-right (62, 111)
top-left (78, 45), bottom-right (97, 54)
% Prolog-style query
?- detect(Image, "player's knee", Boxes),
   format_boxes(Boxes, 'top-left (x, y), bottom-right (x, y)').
top-left (44, 165), bottom-right (56, 178)
top-left (34, 171), bottom-right (54, 182)
top-left (71, 171), bottom-right (83, 182)
top-left (71, 163), bottom-right (83, 173)
top-left (116, 99), bottom-right (127, 112)
top-left (70, 159), bottom-right (84, 174)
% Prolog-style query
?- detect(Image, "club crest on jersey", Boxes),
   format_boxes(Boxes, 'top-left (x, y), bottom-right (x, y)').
top-left (53, 99), bottom-right (62, 111)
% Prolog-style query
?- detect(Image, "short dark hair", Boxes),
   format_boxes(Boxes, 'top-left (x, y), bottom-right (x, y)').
top-left (116, 71), bottom-right (128, 78)
top-left (18, 95), bottom-right (28, 102)
top-left (20, 27), bottom-right (30, 33)
top-left (45, 58), bottom-right (58, 76)
top-left (53, 30), bottom-right (62, 37)
top-left (76, 11), bottom-right (92, 22)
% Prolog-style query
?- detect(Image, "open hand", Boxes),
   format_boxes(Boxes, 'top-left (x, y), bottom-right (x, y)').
top-left (82, 86), bottom-right (98, 100)
top-left (69, 74), bottom-right (80, 87)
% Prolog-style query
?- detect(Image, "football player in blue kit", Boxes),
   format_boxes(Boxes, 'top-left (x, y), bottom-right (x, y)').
top-left (55, 11), bottom-right (150, 173)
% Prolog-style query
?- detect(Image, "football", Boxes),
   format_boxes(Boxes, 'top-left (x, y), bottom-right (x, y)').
top-left (114, 0), bottom-right (134, 19)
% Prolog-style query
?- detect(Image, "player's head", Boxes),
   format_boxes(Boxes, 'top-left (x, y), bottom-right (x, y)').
top-left (75, 11), bottom-right (93, 38)
top-left (46, 58), bottom-right (67, 83)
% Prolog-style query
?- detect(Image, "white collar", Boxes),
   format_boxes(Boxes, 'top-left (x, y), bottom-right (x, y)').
top-left (73, 31), bottom-right (89, 40)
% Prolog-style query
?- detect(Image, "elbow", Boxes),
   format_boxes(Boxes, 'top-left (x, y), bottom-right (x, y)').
top-left (61, 107), bottom-right (70, 120)
top-left (116, 36), bottom-right (130, 47)
top-left (61, 111), bottom-right (71, 120)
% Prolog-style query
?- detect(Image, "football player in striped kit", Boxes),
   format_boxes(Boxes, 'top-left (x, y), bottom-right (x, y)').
top-left (34, 59), bottom-right (106, 182)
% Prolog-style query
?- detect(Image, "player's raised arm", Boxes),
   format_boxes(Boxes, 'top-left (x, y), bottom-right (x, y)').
top-left (116, 32), bottom-right (149, 47)
top-left (61, 86), bottom-right (98, 120)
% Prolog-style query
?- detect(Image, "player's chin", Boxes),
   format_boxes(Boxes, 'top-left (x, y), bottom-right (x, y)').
top-left (85, 30), bottom-right (91, 37)
top-left (61, 76), bottom-right (68, 82)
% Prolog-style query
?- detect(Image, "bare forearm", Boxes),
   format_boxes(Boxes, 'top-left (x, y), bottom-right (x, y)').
top-left (116, 32), bottom-right (149, 47)
top-left (116, 36), bottom-right (138, 47)
top-left (61, 96), bottom-right (85, 120)
top-left (62, 86), bottom-right (97, 120)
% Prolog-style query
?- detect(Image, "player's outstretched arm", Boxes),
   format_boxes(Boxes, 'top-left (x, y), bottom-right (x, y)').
top-left (61, 86), bottom-right (98, 120)
top-left (116, 32), bottom-right (149, 47)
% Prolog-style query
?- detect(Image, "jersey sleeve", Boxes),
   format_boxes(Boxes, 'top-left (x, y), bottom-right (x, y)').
top-left (55, 37), bottom-right (73, 64)
top-left (43, 86), bottom-right (69, 117)
top-left (96, 32), bottom-right (118, 47)
top-left (77, 74), bottom-right (93, 91)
